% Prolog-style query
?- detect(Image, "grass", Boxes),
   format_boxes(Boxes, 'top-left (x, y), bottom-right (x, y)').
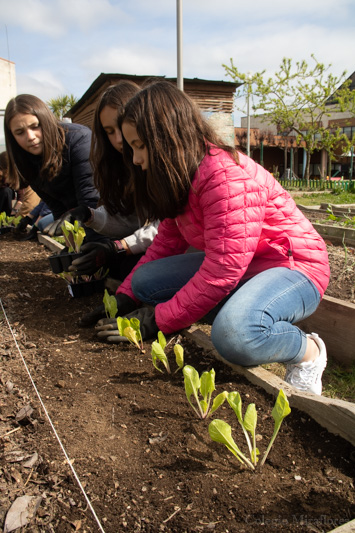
top-left (263, 359), bottom-right (355, 403)
top-left (292, 190), bottom-right (355, 206)
top-left (322, 360), bottom-right (355, 402)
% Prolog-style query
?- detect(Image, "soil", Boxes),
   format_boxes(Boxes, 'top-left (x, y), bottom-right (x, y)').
top-left (1, 212), bottom-right (355, 533)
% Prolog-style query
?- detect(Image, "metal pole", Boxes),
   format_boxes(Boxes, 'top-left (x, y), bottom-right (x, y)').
top-left (177, 0), bottom-right (183, 91)
top-left (246, 82), bottom-right (250, 157)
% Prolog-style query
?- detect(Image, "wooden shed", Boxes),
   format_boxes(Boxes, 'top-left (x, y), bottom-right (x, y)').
top-left (66, 73), bottom-right (239, 145)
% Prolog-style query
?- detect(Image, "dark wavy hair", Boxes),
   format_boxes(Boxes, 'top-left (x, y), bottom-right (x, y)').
top-left (122, 79), bottom-right (238, 222)
top-left (4, 94), bottom-right (65, 190)
top-left (90, 80), bottom-right (141, 216)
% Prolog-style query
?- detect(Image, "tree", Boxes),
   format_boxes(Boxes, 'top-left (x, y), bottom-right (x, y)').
top-left (224, 55), bottom-right (351, 183)
top-left (335, 77), bottom-right (355, 179)
top-left (320, 128), bottom-right (350, 179)
top-left (47, 94), bottom-right (78, 120)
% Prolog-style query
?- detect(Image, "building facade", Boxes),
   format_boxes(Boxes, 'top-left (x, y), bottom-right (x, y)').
top-left (238, 72), bottom-right (355, 179)
top-left (0, 57), bottom-right (17, 152)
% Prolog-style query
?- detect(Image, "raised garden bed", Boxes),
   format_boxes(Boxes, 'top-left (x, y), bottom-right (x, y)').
top-left (0, 231), bottom-right (354, 532)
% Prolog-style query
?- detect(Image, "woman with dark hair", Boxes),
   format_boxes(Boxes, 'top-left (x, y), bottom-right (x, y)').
top-left (94, 79), bottom-right (330, 396)
top-left (50, 81), bottom-right (159, 287)
top-left (4, 94), bottom-right (100, 241)
top-left (0, 151), bottom-right (15, 216)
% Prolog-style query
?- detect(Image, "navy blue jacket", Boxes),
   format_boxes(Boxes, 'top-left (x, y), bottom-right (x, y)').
top-left (21, 122), bottom-right (99, 220)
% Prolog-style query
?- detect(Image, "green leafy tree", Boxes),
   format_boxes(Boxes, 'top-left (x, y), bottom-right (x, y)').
top-left (47, 94), bottom-right (78, 120)
top-left (320, 128), bottom-right (350, 179)
top-left (224, 55), bottom-right (351, 183)
top-left (335, 78), bottom-right (355, 179)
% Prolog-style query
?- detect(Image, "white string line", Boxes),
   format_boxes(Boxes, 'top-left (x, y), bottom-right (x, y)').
top-left (0, 298), bottom-right (106, 533)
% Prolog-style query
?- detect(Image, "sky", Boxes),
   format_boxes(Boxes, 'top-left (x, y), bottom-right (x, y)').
top-left (1, 0), bottom-right (355, 129)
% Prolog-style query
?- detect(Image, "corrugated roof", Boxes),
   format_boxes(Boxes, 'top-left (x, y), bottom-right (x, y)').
top-left (67, 72), bottom-right (240, 117)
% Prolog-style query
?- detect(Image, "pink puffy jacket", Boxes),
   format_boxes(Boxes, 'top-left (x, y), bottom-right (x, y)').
top-left (118, 149), bottom-right (330, 334)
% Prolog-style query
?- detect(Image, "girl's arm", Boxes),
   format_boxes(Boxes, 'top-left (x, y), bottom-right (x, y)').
top-left (116, 218), bottom-right (189, 302)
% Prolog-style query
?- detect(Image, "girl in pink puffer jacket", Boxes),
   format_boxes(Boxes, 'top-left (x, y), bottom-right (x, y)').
top-left (94, 80), bottom-right (330, 396)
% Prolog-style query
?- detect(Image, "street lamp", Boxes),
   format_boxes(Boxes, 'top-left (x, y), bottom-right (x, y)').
top-left (176, 0), bottom-right (183, 91)
top-left (246, 72), bottom-right (252, 157)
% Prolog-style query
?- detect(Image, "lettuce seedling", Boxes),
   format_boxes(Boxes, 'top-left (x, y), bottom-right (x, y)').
top-left (151, 331), bottom-right (184, 374)
top-left (228, 392), bottom-right (259, 465)
top-left (0, 212), bottom-right (21, 228)
top-left (61, 220), bottom-right (86, 253)
top-left (116, 316), bottom-right (144, 353)
top-left (259, 389), bottom-right (291, 466)
top-left (183, 365), bottom-right (228, 419)
top-left (59, 271), bottom-right (78, 284)
top-left (208, 389), bottom-right (291, 470)
top-left (103, 289), bottom-right (118, 319)
top-left (208, 419), bottom-right (255, 470)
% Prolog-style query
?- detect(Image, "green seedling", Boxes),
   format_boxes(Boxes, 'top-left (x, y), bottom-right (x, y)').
top-left (103, 289), bottom-right (118, 318)
top-left (227, 391), bottom-right (259, 466)
top-left (259, 388), bottom-right (291, 466)
top-left (93, 267), bottom-right (108, 281)
top-left (208, 389), bottom-right (291, 470)
top-left (59, 271), bottom-right (77, 284)
top-left (61, 220), bottom-right (86, 252)
top-left (183, 365), bottom-right (228, 419)
top-left (151, 331), bottom-right (184, 374)
top-left (117, 316), bottom-right (144, 353)
top-left (0, 212), bottom-right (21, 228)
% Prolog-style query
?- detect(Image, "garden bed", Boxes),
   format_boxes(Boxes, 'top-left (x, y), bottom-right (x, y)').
top-left (0, 233), bottom-right (354, 532)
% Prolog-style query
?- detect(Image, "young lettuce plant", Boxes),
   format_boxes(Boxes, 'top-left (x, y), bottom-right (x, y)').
top-left (183, 365), bottom-right (228, 420)
top-left (151, 331), bottom-right (184, 374)
top-left (208, 389), bottom-right (291, 470)
top-left (116, 316), bottom-right (145, 353)
top-left (61, 220), bottom-right (86, 253)
top-left (0, 212), bottom-right (21, 228)
top-left (103, 289), bottom-right (118, 319)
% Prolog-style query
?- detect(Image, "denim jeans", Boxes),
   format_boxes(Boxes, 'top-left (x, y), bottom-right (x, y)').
top-left (37, 213), bottom-right (54, 233)
top-left (131, 253), bottom-right (321, 366)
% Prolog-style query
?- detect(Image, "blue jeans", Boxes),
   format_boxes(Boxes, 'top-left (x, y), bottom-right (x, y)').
top-left (37, 214), bottom-right (54, 233)
top-left (131, 253), bottom-right (321, 366)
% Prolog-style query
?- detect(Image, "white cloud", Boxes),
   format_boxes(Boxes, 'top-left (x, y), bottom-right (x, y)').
top-left (16, 71), bottom-right (65, 102)
top-left (82, 46), bottom-right (174, 78)
top-left (0, 0), bottom-right (128, 37)
top-left (1, 0), bottom-right (354, 113)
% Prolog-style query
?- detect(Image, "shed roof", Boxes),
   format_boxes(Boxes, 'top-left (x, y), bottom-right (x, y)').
top-left (66, 72), bottom-right (239, 121)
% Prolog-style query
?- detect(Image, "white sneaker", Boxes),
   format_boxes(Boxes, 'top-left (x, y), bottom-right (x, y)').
top-left (284, 333), bottom-right (327, 395)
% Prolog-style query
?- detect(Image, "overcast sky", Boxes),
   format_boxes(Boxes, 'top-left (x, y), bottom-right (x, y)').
top-left (1, 0), bottom-right (355, 127)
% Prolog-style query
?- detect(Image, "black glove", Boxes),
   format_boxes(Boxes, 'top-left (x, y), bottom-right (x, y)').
top-left (68, 241), bottom-right (117, 275)
top-left (44, 205), bottom-right (91, 237)
top-left (78, 292), bottom-right (138, 327)
top-left (18, 225), bottom-right (38, 241)
top-left (16, 216), bottom-right (32, 233)
top-left (95, 307), bottom-right (159, 343)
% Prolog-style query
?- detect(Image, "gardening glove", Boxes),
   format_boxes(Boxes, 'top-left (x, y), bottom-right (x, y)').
top-left (18, 225), bottom-right (38, 241)
top-left (68, 241), bottom-right (116, 275)
top-left (15, 215), bottom-right (32, 234)
top-left (95, 307), bottom-right (159, 343)
top-left (56, 205), bottom-right (92, 228)
top-left (44, 206), bottom-right (92, 237)
top-left (43, 218), bottom-right (64, 237)
top-left (78, 292), bottom-right (138, 327)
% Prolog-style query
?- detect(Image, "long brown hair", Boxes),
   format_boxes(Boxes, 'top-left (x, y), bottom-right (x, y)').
top-left (90, 81), bottom-right (140, 216)
top-left (4, 94), bottom-right (65, 189)
top-left (122, 79), bottom-right (238, 221)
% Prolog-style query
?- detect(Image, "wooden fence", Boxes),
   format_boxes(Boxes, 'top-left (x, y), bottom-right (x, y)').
top-left (277, 179), bottom-right (354, 191)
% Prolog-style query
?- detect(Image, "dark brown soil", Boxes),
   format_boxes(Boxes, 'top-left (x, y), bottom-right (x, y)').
top-left (0, 228), bottom-right (354, 533)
